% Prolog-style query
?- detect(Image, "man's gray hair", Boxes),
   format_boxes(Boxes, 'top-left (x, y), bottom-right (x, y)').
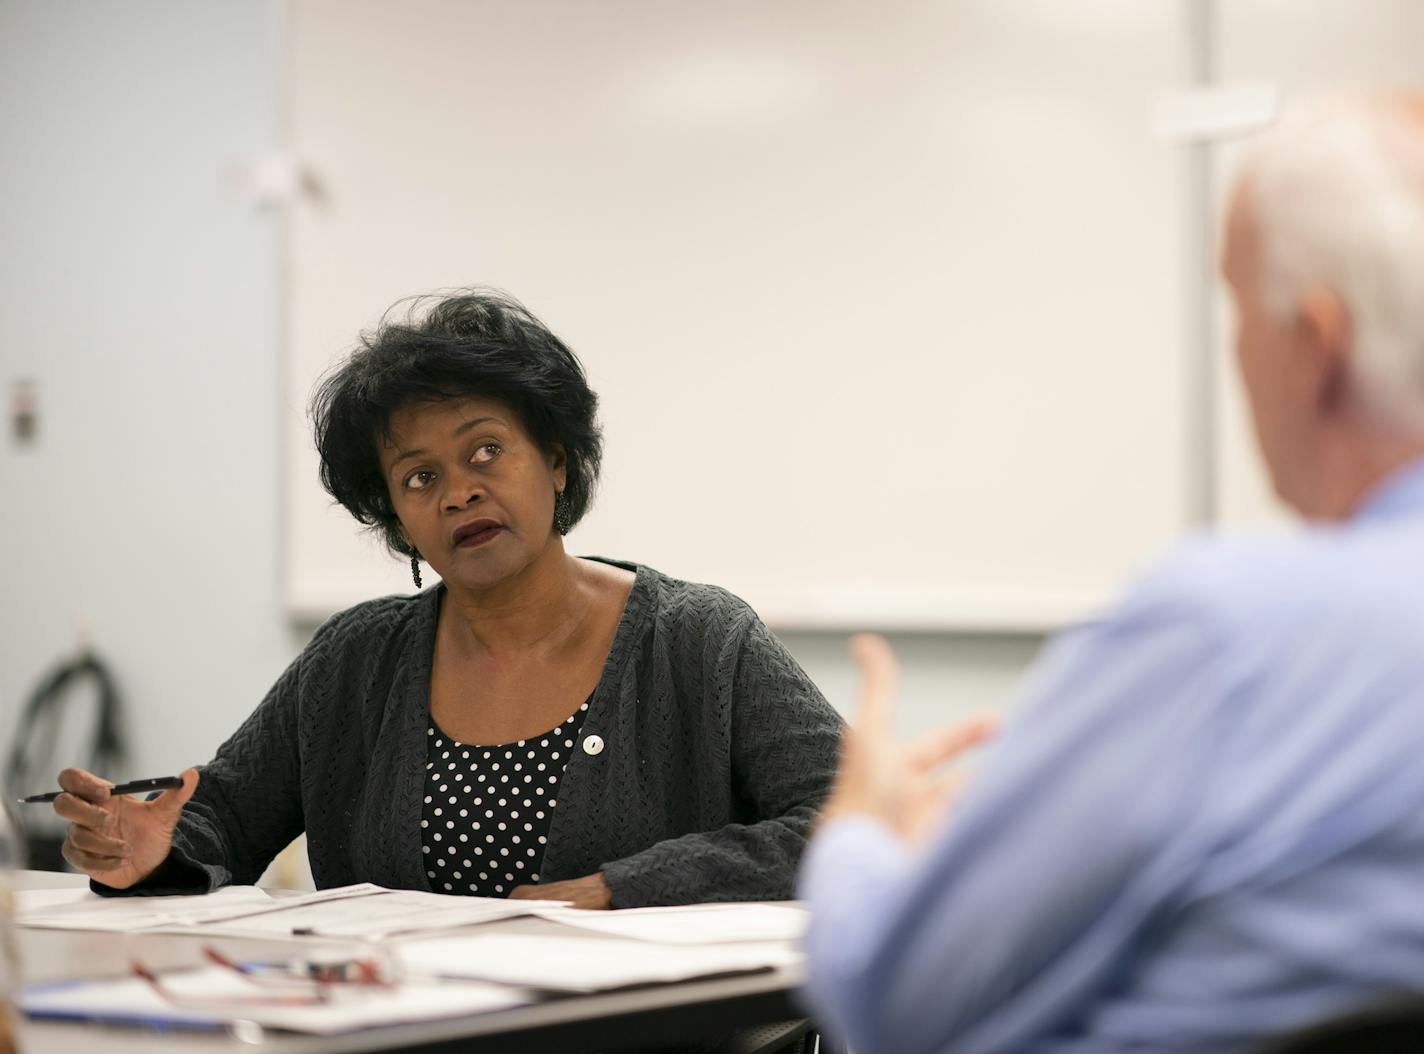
top-left (1241, 94), bottom-right (1424, 422)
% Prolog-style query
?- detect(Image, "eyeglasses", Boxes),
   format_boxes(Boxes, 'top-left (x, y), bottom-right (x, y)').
top-left (132, 945), bottom-right (396, 1009)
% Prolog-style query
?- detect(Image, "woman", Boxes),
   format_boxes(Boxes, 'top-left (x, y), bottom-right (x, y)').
top-left (52, 290), bottom-right (841, 908)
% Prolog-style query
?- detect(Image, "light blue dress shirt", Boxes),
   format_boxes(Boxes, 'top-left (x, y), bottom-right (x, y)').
top-left (800, 458), bottom-right (1424, 1054)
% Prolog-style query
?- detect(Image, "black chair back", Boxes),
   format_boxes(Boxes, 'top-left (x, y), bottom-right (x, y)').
top-left (710, 1020), bottom-right (813, 1054)
top-left (1253, 997), bottom-right (1424, 1054)
top-left (3, 650), bottom-right (127, 869)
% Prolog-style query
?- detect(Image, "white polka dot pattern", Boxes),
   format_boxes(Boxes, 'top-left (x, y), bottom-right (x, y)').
top-left (422, 702), bottom-right (589, 897)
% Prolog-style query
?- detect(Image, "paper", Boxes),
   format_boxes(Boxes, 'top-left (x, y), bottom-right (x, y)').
top-left (186, 888), bottom-right (569, 940)
top-left (21, 966), bottom-right (530, 1035)
top-left (12, 888), bottom-right (99, 913)
top-left (398, 933), bottom-right (800, 992)
top-left (534, 902), bottom-right (809, 944)
top-left (17, 881), bottom-right (569, 940)
top-left (17, 885), bottom-right (275, 931)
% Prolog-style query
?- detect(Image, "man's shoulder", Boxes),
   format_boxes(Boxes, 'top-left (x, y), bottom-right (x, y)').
top-left (1146, 526), bottom-right (1318, 590)
top-left (1124, 519), bottom-right (1419, 635)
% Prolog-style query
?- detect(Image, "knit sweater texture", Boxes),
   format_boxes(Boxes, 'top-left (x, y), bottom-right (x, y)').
top-left (121, 560), bottom-right (843, 907)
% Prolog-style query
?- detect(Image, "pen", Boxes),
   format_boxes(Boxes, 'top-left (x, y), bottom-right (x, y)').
top-left (16, 775), bottom-right (184, 805)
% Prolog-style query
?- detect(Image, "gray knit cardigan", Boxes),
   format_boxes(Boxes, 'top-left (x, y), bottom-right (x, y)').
top-left (127, 560), bottom-right (843, 907)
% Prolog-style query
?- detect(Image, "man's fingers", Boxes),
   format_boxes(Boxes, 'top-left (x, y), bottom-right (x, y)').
top-left (904, 713), bottom-right (1001, 771)
top-left (927, 767), bottom-right (971, 803)
top-left (56, 767), bottom-right (112, 804)
top-left (67, 824), bottom-right (129, 859)
top-left (51, 792), bottom-right (111, 828)
top-left (849, 633), bottom-right (900, 738)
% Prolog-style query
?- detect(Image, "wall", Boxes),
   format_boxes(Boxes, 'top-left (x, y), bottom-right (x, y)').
top-left (0, 1), bottom-right (299, 806)
top-left (782, 630), bottom-right (1043, 736)
top-left (0, 2), bottom-right (1047, 819)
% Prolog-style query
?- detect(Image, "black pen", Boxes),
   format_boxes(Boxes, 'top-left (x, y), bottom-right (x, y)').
top-left (16, 775), bottom-right (184, 805)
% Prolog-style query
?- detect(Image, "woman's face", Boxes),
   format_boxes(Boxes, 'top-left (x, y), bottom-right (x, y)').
top-left (378, 395), bottom-right (565, 592)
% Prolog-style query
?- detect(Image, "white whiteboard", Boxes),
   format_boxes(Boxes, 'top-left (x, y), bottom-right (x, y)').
top-left (282, 0), bottom-right (1194, 630)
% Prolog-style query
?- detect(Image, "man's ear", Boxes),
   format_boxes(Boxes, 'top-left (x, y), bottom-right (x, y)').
top-left (1294, 288), bottom-right (1351, 415)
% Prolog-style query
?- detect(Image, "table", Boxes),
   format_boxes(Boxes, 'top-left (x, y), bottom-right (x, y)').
top-left (10, 870), bottom-right (807, 1053)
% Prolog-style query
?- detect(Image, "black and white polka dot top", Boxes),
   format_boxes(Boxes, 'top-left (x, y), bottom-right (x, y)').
top-left (421, 701), bottom-right (588, 897)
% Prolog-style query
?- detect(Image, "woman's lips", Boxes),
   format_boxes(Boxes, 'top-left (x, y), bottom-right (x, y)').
top-left (451, 517), bottom-right (504, 547)
top-left (455, 525), bottom-right (504, 548)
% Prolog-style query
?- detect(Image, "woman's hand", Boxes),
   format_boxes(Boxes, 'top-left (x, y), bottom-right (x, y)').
top-left (509, 872), bottom-right (612, 910)
top-left (52, 767), bottom-right (199, 889)
top-left (819, 634), bottom-right (999, 848)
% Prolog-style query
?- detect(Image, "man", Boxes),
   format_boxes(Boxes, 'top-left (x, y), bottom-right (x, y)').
top-left (801, 94), bottom-right (1424, 1053)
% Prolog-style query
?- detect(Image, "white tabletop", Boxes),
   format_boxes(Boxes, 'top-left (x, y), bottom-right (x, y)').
top-left (9, 870), bottom-right (805, 1053)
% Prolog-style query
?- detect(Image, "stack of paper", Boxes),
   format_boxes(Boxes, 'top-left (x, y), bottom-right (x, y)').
top-left (534, 902), bottom-right (809, 945)
top-left (398, 933), bottom-right (799, 992)
top-left (394, 901), bottom-right (808, 993)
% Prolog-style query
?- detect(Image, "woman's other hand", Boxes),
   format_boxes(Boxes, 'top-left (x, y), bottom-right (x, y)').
top-left (52, 767), bottom-right (199, 888)
top-left (509, 871), bottom-right (611, 910)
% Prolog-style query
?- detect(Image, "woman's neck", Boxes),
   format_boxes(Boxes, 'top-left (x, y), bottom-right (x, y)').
top-left (440, 545), bottom-right (595, 660)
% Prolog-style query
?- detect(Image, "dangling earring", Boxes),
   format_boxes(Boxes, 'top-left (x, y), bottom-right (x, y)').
top-left (553, 489), bottom-right (573, 536)
top-left (410, 552), bottom-right (423, 589)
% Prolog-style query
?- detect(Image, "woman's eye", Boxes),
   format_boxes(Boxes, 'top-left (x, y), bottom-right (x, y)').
top-left (405, 469), bottom-right (436, 491)
top-left (470, 443), bottom-right (501, 464)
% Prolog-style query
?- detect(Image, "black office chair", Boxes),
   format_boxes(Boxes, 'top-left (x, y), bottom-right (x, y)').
top-left (625, 1020), bottom-right (831, 1054)
top-left (710, 1020), bottom-right (813, 1053)
top-left (4, 648), bottom-right (128, 870)
top-left (1252, 996), bottom-right (1424, 1054)
top-left (708, 1020), bottom-right (845, 1054)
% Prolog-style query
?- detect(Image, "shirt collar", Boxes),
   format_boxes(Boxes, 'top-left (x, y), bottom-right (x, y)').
top-left (1352, 456), bottom-right (1424, 524)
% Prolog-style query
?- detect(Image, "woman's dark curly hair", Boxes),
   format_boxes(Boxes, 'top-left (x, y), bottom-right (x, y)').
top-left (311, 289), bottom-right (603, 558)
